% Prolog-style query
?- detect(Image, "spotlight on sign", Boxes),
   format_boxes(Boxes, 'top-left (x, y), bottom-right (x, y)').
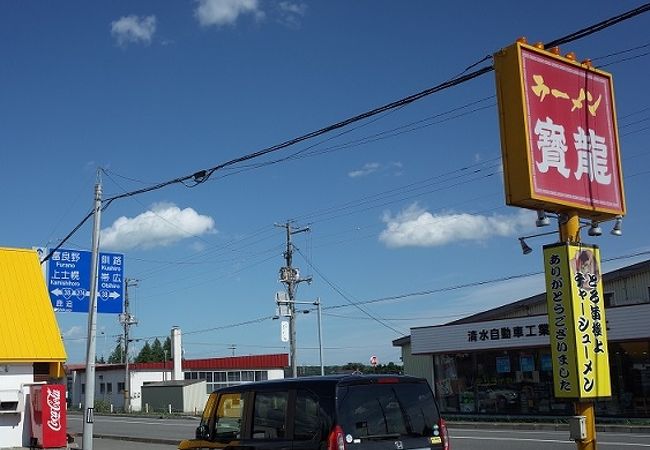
top-left (611, 216), bottom-right (623, 236)
top-left (519, 238), bottom-right (533, 255)
top-left (588, 220), bottom-right (602, 237)
top-left (536, 210), bottom-right (550, 227)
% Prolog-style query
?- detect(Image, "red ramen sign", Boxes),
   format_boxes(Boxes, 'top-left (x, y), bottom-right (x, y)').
top-left (495, 41), bottom-right (625, 220)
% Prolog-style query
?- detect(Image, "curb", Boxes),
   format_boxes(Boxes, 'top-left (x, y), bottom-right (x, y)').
top-left (448, 421), bottom-right (650, 434)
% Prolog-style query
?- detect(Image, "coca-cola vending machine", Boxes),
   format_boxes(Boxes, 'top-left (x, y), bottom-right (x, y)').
top-left (29, 384), bottom-right (67, 448)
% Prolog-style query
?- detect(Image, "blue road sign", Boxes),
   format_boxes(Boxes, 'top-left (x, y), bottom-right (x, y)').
top-left (47, 248), bottom-right (124, 314)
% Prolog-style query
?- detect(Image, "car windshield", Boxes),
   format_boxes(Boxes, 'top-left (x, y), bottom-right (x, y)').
top-left (337, 382), bottom-right (439, 439)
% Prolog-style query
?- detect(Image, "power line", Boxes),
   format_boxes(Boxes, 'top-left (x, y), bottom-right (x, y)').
top-left (41, 3), bottom-right (650, 265)
top-left (294, 246), bottom-right (407, 336)
top-left (323, 250), bottom-right (650, 312)
top-left (111, 250), bottom-right (650, 344)
top-left (545, 3), bottom-right (650, 48)
top-left (215, 97), bottom-right (497, 177)
top-left (593, 41), bottom-right (650, 61)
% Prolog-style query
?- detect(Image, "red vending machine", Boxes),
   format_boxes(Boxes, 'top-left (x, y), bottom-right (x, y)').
top-left (30, 384), bottom-right (67, 448)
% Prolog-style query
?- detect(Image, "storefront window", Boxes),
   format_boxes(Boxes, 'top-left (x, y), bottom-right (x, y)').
top-left (603, 341), bottom-right (650, 416)
top-left (435, 349), bottom-right (573, 415)
top-left (434, 353), bottom-right (474, 413)
top-left (476, 351), bottom-right (519, 414)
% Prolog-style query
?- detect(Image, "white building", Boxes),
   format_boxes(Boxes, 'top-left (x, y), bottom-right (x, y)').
top-left (67, 353), bottom-right (288, 412)
top-left (394, 259), bottom-right (650, 417)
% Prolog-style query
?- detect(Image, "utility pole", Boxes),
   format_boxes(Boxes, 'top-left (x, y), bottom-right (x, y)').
top-left (229, 344), bottom-right (236, 356)
top-left (82, 172), bottom-right (102, 450)
top-left (120, 278), bottom-right (138, 412)
top-left (276, 221), bottom-right (311, 378)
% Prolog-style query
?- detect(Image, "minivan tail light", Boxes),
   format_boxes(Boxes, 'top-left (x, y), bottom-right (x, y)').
top-left (439, 418), bottom-right (450, 450)
top-left (328, 425), bottom-right (345, 450)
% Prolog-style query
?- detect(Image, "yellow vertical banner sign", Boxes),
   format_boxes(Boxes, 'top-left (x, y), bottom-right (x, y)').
top-left (543, 243), bottom-right (612, 399)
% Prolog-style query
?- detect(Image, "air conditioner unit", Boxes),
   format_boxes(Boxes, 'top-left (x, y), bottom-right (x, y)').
top-left (0, 389), bottom-right (24, 414)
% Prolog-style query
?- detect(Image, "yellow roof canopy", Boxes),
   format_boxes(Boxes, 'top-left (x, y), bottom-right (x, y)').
top-left (0, 247), bottom-right (67, 363)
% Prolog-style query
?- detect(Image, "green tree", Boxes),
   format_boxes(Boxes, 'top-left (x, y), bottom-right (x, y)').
top-left (151, 338), bottom-right (164, 362)
top-left (342, 362), bottom-right (366, 373)
top-left (135, 341), bottom-right (153, 363)
top-left (107, 343), bottom-right (124, 364)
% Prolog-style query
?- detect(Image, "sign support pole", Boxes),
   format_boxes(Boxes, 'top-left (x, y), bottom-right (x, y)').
top-left (82, 175), bottom-right (102, 450)
top-left (575, 401), bottom-right (596, 450)
top-left (559, 211), bottom-right (596, 450)
top-left (316, 298), bottom-right (324, 376)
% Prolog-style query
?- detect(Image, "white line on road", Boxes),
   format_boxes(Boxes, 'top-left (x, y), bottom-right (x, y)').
top-left (452, 428), bottom-right (650, 439)
top-left (453, 436), bottom-right (650, 447)
top-left (449, 428), bottom-right (650, 439)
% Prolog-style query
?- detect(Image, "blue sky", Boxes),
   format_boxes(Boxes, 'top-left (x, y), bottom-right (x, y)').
top-left (2, 1), bottom-right (649, 366)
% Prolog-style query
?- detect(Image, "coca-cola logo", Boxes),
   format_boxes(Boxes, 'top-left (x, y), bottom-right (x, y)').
top-left (46, 388), bottom-right (62, 432)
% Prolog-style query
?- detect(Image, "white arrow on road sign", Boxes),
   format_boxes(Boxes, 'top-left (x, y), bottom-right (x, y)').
top-left (108, 292), bottom-right (121, 299)
top-left (51, 288), bottom-right (63, 297)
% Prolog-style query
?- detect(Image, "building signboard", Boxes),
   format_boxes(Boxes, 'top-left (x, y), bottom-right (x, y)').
top-left (543, 243), bottom-right (611, 399)
top-left (494, 41), bottom-right (625, 220)
top-left (411, 303), bottom-right (648, 354)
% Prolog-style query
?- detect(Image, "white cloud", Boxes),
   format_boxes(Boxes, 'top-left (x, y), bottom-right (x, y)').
top-left (277, 1), bottom-right (307, 27)
top-left (62, 326), bottom-right (84, 339)
top-left (195, 0), bottom-right (264, 27)
top-left (111, 15), bottom-right (157, 47)
top-left (279, 1), bottom-right (307, 15)
top-left (349, 162), bottom-right (380, 178)
top-left (379, 203), bottom-right (532, 248)
top-left (101, 203), bottom-right (216, 250)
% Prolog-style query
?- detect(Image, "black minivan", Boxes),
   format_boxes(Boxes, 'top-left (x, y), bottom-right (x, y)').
top-left (179, 374), bottom-right (450, 450)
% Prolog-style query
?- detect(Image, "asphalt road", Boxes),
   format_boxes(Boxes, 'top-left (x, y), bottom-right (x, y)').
top-left (67, 413), bottom-right (198, 444)
top-left (67, 415), bottom-right (650, 449)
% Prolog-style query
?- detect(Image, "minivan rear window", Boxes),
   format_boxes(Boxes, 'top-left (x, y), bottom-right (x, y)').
top-left (337, 382), bottom-right (440, 438)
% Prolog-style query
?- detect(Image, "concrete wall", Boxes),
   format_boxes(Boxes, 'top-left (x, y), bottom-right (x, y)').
top-left (0, 364), bottom-right (33, 448)
top-left (141, 384), bottom-right (184, 413)
top-left (183, 382), bottom-right (209, 414)
top-left (141, 382), bottom-right (208, 413)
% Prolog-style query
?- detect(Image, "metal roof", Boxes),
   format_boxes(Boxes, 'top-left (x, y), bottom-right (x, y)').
top-left (67, 353), bottom-right (289, 372)
top-left (182, 353), bottom-right (288, 370)
top-left (0, 248), bottom-right (67, 363)
top-left (446, 259), bottom-right (650, 325)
